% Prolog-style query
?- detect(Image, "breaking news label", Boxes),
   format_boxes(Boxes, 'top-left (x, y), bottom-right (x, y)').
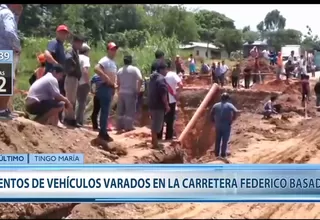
top-left (0, 160), bottom-right (320, 203)
top-left (0, 50), bottom-right (14, 96)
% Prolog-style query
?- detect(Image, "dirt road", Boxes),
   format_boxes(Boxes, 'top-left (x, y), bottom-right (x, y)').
top-left (2, 75), bottom-right (320, 219)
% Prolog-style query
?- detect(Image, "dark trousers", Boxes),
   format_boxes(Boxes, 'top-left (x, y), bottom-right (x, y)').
top-left (217, 74), bottom-right (225, 86)
top-left (215, 126), bottom-right (231, 157)
top-left (244, 75), bottom-right (251, 89)
top-left (302, 88), bottom-right (309, 103)
top-left (91, 95), bottom-right (100, 129)
top-left (231, 76), bottom-right (238, 88)
top-left (157, 103), bottom-right (176, 140)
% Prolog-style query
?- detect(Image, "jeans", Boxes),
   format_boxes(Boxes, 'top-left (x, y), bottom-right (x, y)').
top-left (215, 126), bottom-right (231, 157)
top-left (91, 95), bottom-right (100, 129)
top-left (96, 85), bottom-right (114, 136)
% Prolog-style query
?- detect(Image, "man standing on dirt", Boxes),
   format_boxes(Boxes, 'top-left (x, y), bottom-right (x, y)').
top-left (0, 4), bottom-right (23, 119)
top-left (158, 59), bottom-right (183, 140)
top-left (116, 55), bottom-right (143, 132)
top-left (151, 50), bottom-right (165, 74)
top-left (44, 24), bottom-right (70, 122)
top-left (93, 42), bottom-right (118, 142)
top-left (76, 43), bottom-right (91, 126)
top-left (231, 64), bottom-right (240, 89)
top-left (64, 35), bottom-right (84, 127)
top-left (148, 61), bottom-right (170, 148)
top-left (219, 60), bottom-right (229, 87)
top-left (210, 93), bottom-right (240, 161)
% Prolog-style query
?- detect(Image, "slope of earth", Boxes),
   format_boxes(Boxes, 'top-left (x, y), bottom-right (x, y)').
top-left (67, 113), bottom-right (320, 219)
top-left (0, 119), bottom-right (184, 219)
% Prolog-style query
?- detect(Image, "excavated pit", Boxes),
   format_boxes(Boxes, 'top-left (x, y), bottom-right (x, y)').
top-left (4, 75), bottom-right (320, 219)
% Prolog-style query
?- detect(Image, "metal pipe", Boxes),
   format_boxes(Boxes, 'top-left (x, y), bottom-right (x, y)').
top-left (178, 83), bottom-right (219, 144)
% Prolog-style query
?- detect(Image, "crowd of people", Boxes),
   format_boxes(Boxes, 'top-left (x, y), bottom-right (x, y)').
top-left (0, 4), bottom-right (186, 148)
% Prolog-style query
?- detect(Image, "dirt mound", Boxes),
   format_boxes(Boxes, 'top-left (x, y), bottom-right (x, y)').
top-left (252, 79), bottom-right (301, 94)
top-left (241, 57), bottom-right (277, 73)
top-left (182, 75), bottom-right (211, 87)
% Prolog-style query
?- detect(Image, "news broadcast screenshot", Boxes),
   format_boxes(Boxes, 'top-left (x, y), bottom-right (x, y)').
top-left (0, 3), bottom-right (319, 220)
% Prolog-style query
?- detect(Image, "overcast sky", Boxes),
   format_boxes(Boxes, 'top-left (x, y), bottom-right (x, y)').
top-left (182, 4), bottom-right (320, 36)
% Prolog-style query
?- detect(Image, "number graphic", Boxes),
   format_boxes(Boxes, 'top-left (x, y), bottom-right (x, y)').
top-left (0, 76), bottom-right (7, 92)
top-left (3, 52), bottom-right (9, 60)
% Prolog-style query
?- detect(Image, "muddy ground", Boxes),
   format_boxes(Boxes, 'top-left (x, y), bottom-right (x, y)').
top-left (2, 73), bottom-right (320, 219)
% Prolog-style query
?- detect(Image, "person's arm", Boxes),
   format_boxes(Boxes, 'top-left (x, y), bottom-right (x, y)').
top-left (159, 80), bottom-right (170, 112)
top-left (82, 57), bottom-right (90, 84)
top-left (135, 67), bottom-right (143, 93)
top-left (230, 103), bottom-right (241, 121)
top-left (44, 41), bottom-right (59, 64)
top-left (94, 59), bottom-right (114, 87)
top-left (174, 73), bottom-right (183, 94)
top-left (3, 12), bottom-right (21, 53)
top-left (64, 54), bottom-right (75, 74)
top-left (48, 79), bottom-right (71, 108)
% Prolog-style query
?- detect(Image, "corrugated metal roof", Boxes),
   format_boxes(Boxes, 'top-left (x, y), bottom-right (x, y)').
top-left (243, 40), bottom-right (268, 46)
top-left (179, 42), bottom-right (220, 50)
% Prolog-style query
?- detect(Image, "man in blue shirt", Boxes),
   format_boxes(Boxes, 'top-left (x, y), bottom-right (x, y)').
top-left (44, 25), bottom-right (70, 95)
top-left (210, 93), bottom-right (240, 160)
top-left (44, 25), bottom-right (69, 122)
top-left (0, 4), bottom-right (23, 119)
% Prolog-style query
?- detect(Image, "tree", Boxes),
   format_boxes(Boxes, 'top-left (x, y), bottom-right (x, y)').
top-left (215, 29), bottom-right (243, 55)
top-left (242, 25), bottom-right (259, 43)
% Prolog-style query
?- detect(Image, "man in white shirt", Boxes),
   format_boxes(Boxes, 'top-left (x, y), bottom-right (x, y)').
top-left (218, 60), bottom-right (229, 87)
top-left (298, 54), bottom-right (307, 78)
top-left (94, 42), bottom-right (118, 142)
top-left (158, 59), bottom-right (183, 140)
top-left (76, 43), bottom-right (91, 126)
top-left (116, 55), bottom-right (142, 132)
top-left (25, 64), bottom-right (71, 127)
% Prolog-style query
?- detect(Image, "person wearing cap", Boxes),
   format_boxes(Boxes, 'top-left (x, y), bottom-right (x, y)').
top-left (76, 43), bottom-right (91, 126)
top-left (0, 4), bottom-right (23, 119)
top-left (210, 93), bottom-right (240, 161)
top-left (116, 55), bottom-right (142, 132)
top-left (93, 42), bottom-right (119, 142)
top-left (25, 64), bottom-right (72, 128)
top-left (148, 61), bottom-right (170, 149)
top-left (151, 50), bottom-right (165, 74)
top-left (64, 34), bottom-right (84, 127)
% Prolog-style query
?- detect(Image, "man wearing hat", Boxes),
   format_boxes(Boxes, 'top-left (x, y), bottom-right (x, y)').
top-left (93, 42), bottom-right (118, 142)
top-left (0, 4), bottom-right (23, 119)
top-left (116, 55), bottom-right (143, 132)
top-left (25, 64), bottom-right (71, 128)
top-left (64, 34), bottom-right (84, 127)
top-left (44, 24), bottom-right (70, 122)
top-left (76, 43), bottom-right (91, 126)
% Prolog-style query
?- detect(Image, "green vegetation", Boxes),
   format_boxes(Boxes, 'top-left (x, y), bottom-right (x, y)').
top-left (17, 4), bottom-right (320, 91)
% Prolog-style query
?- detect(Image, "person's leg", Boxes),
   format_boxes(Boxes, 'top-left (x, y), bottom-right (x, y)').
top-left (64, 76), bottom-right (79, 122)
top-left (123, 93), bottom-right (137, 131)
top-left (214, 128), bottom-right (222, 157)
top-left (220, 126), bottom-right (231, 158)
top-left (26, 100), bottom-right (65, 126)
top-left (76, 84), bottom-right (90, 125)
top-left (116, 93), bottom-right (125, 131)
top-left (91, 95), bottom-right (100, 130)
top-left (165, 102), bottom-right (176, 140)
top-left (97, 86), bottom-right (113, 141)
top-left (150, 110), bottom-right (165, 148)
